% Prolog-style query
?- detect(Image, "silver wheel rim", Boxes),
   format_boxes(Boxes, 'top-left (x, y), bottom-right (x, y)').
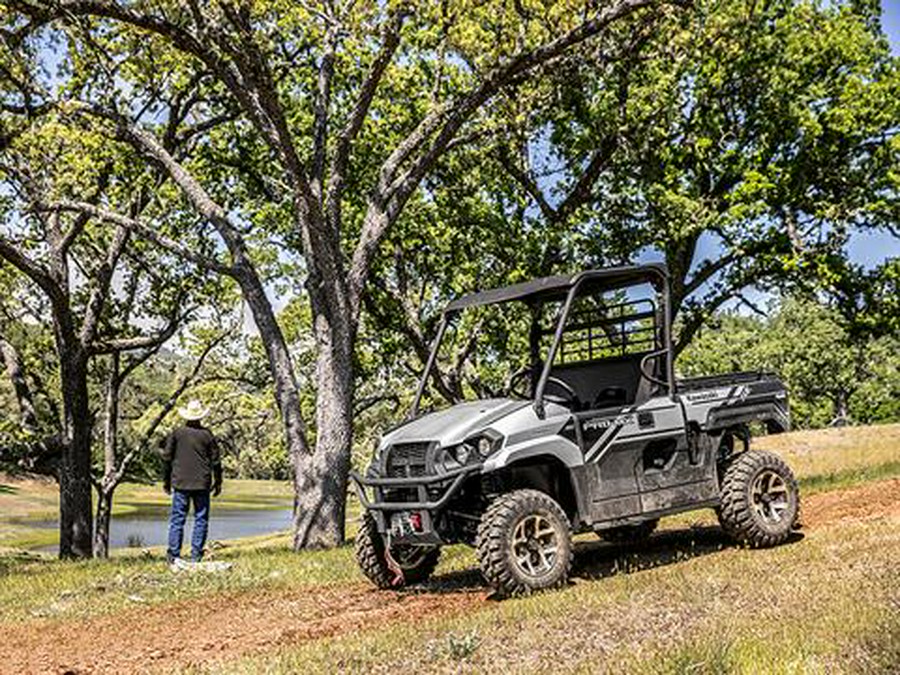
top-left (751, 469), bottom-right (790, 524)
top-left (511, 514), bottom-right (559, 577)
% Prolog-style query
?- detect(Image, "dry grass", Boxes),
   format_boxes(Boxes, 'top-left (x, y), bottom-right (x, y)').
top-left (1, 423), bottom-right (898, 674)
top-left (754, 422), bottom-right (900, 482)
top-left (210, 424), bottom-right (900, 674)
top-left (0, 473), bottom-right (58, 518)
top-left (0, 473), bottom-right (61, 549)
top-left (215, 509), bottom-right (900, 674)
top-left (0, 475), bottom-right (294, 520)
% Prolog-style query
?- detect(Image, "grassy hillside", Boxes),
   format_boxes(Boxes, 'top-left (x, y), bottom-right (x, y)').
top-left (0, 423), bottom-right (898, 674)
top-left (755, 423), bottom-right (900, 490)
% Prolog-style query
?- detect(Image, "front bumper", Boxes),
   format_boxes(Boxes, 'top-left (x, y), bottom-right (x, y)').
top-left (350, 465), bottom-right (480, 542)
top-left (350, 465), bottom-right (479, 511)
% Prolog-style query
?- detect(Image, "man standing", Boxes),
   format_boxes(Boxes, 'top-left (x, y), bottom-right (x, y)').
top-left (162, 399), bottom-right (222, 564)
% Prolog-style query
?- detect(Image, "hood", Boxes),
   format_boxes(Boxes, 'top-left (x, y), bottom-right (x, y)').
top-left (381, 398), bottom-right (528, 449)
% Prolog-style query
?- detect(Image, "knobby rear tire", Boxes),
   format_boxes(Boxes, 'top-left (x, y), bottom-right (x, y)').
top-left (718, 449), bottom-right (800, 548)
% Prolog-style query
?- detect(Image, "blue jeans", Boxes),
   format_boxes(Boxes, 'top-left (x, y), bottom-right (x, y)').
top-left (167, 489), bottom-right (210, 562)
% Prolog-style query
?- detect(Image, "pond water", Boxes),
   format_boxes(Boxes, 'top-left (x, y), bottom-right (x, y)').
top-left (33, 507), bottom-right (294, 553)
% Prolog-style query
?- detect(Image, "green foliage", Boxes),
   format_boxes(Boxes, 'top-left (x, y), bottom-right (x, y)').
top-left (798, 460), bottom-right (900, 495)
top-left (500, 0), bottom-right (900, 345)
top-left (679, 295), bottom-right (900, 428)
top-left (2, 0), bottom-right (897, 509)
top-left (360, 0), bottom-right (899, 406)
top-left (190, 378), bottom-right (291, 481)
top-left (0, 94), bottom-right (241, 488)
top-left (442, 630), bottom-right (482, 661)
top-left (829, 257), bottom-right (900, 337)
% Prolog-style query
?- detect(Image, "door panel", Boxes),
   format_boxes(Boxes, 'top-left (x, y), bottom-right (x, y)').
top-left (573, 407), bottom-right (643, 524)
top-left (630, 400), bottom-right (718, 512)
top-left (574, 396), bottom-right (719, 524)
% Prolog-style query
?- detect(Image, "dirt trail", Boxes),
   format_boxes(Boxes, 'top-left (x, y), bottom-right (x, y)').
top-left (800, 477), bottom-right (900, 528)
top-left (1, 478), bottom-right (898, 675)
top-left (0, 583), bottom-right (485, 675)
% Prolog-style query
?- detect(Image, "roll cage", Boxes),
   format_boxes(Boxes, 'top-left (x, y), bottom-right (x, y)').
top-left (410, 263), bottom-right (676, 419)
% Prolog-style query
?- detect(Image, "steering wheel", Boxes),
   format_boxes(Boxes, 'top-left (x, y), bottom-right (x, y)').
top-left (507, 369), bottom-right (580, 409)
top-left (544, 376), bottom-right (580, 409)
top-left (507, 366), bottom-right (532, 399)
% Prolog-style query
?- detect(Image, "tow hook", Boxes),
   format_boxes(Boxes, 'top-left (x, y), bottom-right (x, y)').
top-left (383, 534), bottom-right (405, 587)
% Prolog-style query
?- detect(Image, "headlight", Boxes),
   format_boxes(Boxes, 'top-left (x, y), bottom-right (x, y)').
top-left (438, 444), bottom-right (471, 470)
top-left (437, 431), bottom-right (504, 472)
top-left (477, 437), bottom-right (492, 457)
top-left (466, 430), bottom-right (504, 459)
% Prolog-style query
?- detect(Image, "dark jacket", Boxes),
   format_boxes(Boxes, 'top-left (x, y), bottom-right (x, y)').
top-left (162, 423), bottom-right (222, 492)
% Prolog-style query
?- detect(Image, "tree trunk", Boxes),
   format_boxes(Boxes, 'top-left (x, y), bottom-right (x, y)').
top-left (230, 211), bottom-right (354, 550)
top-left (834, 389), bottom-right (850, 426)
top-left (0, 337), bottom-right (39, 429)
top-left (293, 311), bottom-right (355, 549)
top-left (94, 487), bottom-right (113, 558)
top-left (94, 353), bottom-right (119, 558)
top-left (57, 351), bottom-right (93, 559)
top-left (233, 263), bottom-right (312, 501)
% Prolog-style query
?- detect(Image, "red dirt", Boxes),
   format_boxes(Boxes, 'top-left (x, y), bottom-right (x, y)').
top-left (801, 477), bottom-right (900, 528)
top-left (0, 584), bottom-right (485, 674)
top-left (1, 478), bottom-right (897, 675)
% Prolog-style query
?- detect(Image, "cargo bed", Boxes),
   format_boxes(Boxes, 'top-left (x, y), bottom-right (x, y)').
top-left (677, 371), bottom-right (780, 392)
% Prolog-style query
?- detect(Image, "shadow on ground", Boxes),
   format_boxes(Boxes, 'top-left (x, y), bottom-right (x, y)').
top-left (416, 526), bottom-right (804, 595)
top-left (571, 525), bottom-right (803, 581)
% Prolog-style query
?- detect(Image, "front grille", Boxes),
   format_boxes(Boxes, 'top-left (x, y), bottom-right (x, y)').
top-left (385, 442), bottom-right (431, 478)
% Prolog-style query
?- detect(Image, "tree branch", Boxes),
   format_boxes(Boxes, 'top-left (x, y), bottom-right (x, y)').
top-left (0, 234), bottom-right (67, 311)
top-left (90, 308), bottom-right (191, 356)
top-left (325, 8), bottom-right (407, 233)
top-left (682, 252), bottom-right (738, 298)
top-left (353, 393), bottom-right (400, 417)
top-left (84, 108), bottom-right (231, 223)
top-left (12, 0), bottom-right (317, 218)
top-left (78, 225), bottom-right (130, 348)
top-left (311, 30), bottom-right (337, 202)
top-left (496, 145), bottom-right (556, 221)
top-left (348, 0), bottom-right (657, 310)
top-left (555, 136), bottom-right (618, 223)
top-left (0, 336), bottom-right (40, 429)
top-left (364, 273), bottom-right (461, 405)
top-left (45, 199), bottom-right (234, 275)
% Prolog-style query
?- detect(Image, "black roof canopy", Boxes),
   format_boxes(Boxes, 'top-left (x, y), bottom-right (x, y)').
top-left (444, 263), bottom-right (669, 313)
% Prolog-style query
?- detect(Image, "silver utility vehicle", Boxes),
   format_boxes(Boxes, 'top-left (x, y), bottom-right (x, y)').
top-left (352, 264), bottom-right (800, 596)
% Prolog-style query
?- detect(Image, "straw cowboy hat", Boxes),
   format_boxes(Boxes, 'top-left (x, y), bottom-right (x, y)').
top-left (178, 399), bottom-right (209, 421)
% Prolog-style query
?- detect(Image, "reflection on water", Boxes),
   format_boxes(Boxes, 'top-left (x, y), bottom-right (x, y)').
top-left (34, 507), bottom-right (294, 553)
